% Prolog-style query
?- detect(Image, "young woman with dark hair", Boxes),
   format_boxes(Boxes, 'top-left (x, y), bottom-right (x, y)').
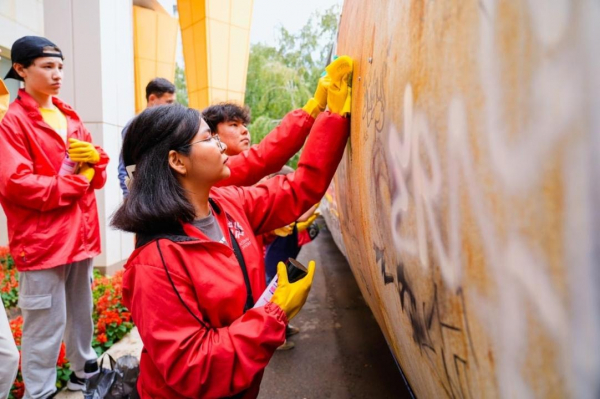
top-left (111, 56), bottom-right (352, 399)
top-left (113, 104), bottom-right (200, 232)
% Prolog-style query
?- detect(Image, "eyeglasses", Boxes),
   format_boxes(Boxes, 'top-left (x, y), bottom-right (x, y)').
top-left (183, 133), bottom-right (224, 150)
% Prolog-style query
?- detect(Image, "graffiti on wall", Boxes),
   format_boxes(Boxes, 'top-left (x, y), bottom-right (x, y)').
top-left (324, 0), bottom-right (600, 397)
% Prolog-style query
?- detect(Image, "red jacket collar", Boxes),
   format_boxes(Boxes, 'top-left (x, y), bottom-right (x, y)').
top-left (16, 88), bottom-right (79, 121)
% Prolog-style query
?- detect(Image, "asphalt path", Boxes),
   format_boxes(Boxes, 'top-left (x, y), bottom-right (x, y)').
top-left (258, 223), bottom-right (413, 399)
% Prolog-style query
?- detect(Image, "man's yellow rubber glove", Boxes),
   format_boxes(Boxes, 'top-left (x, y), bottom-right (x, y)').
top-left (326, 55), bottom-right (353, 116)
top-left (272, 223), bottom-right (294, 237)
top-left (68, 138), bottom-right (100, 164)
top-left (0, 79), bottom-right (9, 122)
top-left (78, 163), bottom-right (95, 182)
top-left (271, 260), bottom-right (316, 321)
top-left (302, 74), bottom-right (331, 119)
top-left (296, 213), bottom-right (318, 232)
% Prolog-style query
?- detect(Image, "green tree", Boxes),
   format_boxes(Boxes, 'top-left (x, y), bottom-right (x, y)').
top-left (175, 63), bottom-right (188, 107)
top-left (245, 5), bottom-right (340, 168)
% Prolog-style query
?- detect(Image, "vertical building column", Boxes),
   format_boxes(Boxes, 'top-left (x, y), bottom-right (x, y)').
top-left (44, 0), bottom-right (136, 273)
top-left (178, 0), bottom-right (254, 110)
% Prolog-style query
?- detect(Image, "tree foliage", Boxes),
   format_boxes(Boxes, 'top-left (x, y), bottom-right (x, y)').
top-left (175, 63), bottom-right (188, 107)
top-left (245, 6), bottom-right (340, 168)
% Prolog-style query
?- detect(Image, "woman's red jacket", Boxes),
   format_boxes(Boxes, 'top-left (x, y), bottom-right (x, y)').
top-left (122, 111), bottom-right (349, 398)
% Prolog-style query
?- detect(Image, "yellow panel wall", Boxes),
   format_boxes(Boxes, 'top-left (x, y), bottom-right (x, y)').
top-left (207, 19), bottom-right (230, 90)
top-left (228, 26), bottom-right (250, 91)
top-left (178, 0), bottom-right (254, 110)
top-left (133, 5), bottom-right (178, 114)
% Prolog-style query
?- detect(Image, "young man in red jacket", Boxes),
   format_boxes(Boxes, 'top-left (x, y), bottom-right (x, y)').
top-left (0, 36), bottom-right (109, 399)
top-left (201, 66), bottom-right (341, 350)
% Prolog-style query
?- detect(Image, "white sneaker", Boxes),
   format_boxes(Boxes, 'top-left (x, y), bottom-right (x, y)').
top-left (67, 359), bottom-right (99, 391)
top-left (66, 372), bottom-right (87, 391)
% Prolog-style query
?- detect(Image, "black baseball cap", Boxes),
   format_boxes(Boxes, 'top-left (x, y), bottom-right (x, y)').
top-left (4, 36), bottom-right (64, 81)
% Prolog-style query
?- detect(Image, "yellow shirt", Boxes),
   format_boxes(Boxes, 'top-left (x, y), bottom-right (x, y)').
top-left (0, 79), bottom-right (8, 122)
top-left (40, 105), bottom-right (68, 142)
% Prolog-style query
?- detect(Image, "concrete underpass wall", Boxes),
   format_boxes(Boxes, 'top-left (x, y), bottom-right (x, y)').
top-left (322, 0), bottom-right (600, 397)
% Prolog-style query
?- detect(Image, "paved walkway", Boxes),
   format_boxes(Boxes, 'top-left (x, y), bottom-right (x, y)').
top-left (258, 225), bottom-right (411, 398)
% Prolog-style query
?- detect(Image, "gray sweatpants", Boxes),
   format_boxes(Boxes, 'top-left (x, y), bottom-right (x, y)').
top-left (0, 302), bottom-right (19, 399)
top-left (18, 258), bottom-right (97, 399)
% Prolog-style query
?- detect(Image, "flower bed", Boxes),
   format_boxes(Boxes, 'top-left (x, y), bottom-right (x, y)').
top-left (0, 246), bottom-right (18, 309)
top-left (91, 270), bottom-right (133, 353)
top-left (0, 247), bottom-right (133, 399)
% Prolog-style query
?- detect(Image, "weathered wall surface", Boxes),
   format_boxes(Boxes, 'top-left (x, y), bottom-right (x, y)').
top-left (322, 0), bottom-right (600, 398)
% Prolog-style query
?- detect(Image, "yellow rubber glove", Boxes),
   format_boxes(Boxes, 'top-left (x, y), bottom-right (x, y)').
top-left (0, 79), bottom-right (8, 122)
top-left (78, 163), bottom-right (95, 182)
top-left (272, 223), bottom-right (294, 237)
top-left (271, 260), bottom-right (316, 320)
top-left (296, 213), bottom-right (318, 232)
top-left (68, 138), bottom-right (100, 164)
top-left (326, 55), bottom-right (353, 116)
top-left (302, 74), bottom-right (331, 119)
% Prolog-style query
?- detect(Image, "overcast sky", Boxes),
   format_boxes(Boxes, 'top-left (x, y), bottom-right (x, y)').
top-left (249, 0), bottom-right (343, 46)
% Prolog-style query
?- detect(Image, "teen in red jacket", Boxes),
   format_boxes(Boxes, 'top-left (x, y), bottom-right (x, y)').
top-left (0, 90), bottom-right (109, 270)
top-left (112, 57), bottom-right (352, 399)
top-left (0, 36), bottom-right (108, 398)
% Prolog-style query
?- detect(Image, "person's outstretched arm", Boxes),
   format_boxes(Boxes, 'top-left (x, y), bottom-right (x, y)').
top-left (217, 57), bottom-right (342, 188)
top-left (217, 109), bottom-right (314, 187)
top-left (236, 110), bottom-right (349, 235)
top-left (233, 56), bottom-right (353, 234)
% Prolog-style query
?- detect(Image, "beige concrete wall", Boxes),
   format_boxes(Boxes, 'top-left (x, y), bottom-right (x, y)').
top-left (0, 0), bottom-right (44, 51)
top-left (44, 0), bottom-right (136, 269)
top-left (0, 0), bottom-right (136, 268)
top-left (323, 0), bottom-right (600, 397)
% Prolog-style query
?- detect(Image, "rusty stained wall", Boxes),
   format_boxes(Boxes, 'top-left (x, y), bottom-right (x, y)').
top-left (322, 0), bottom-right (600, 398)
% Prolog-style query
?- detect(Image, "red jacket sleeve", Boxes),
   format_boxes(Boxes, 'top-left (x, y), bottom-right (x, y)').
top-left (0, 123), bottom-right (90, 211)
top-left (90, 145), bottom-right (109, 190)
top-left (125, 259), bottom-right (287, 398)
top-left (216, 109), bottom-right (314, 187)
top-left (234, 111), bottom-right (349, 235)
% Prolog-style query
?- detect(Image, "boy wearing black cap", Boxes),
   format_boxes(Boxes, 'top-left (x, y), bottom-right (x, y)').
top-left (0, 36), bottom-right (109, 398)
